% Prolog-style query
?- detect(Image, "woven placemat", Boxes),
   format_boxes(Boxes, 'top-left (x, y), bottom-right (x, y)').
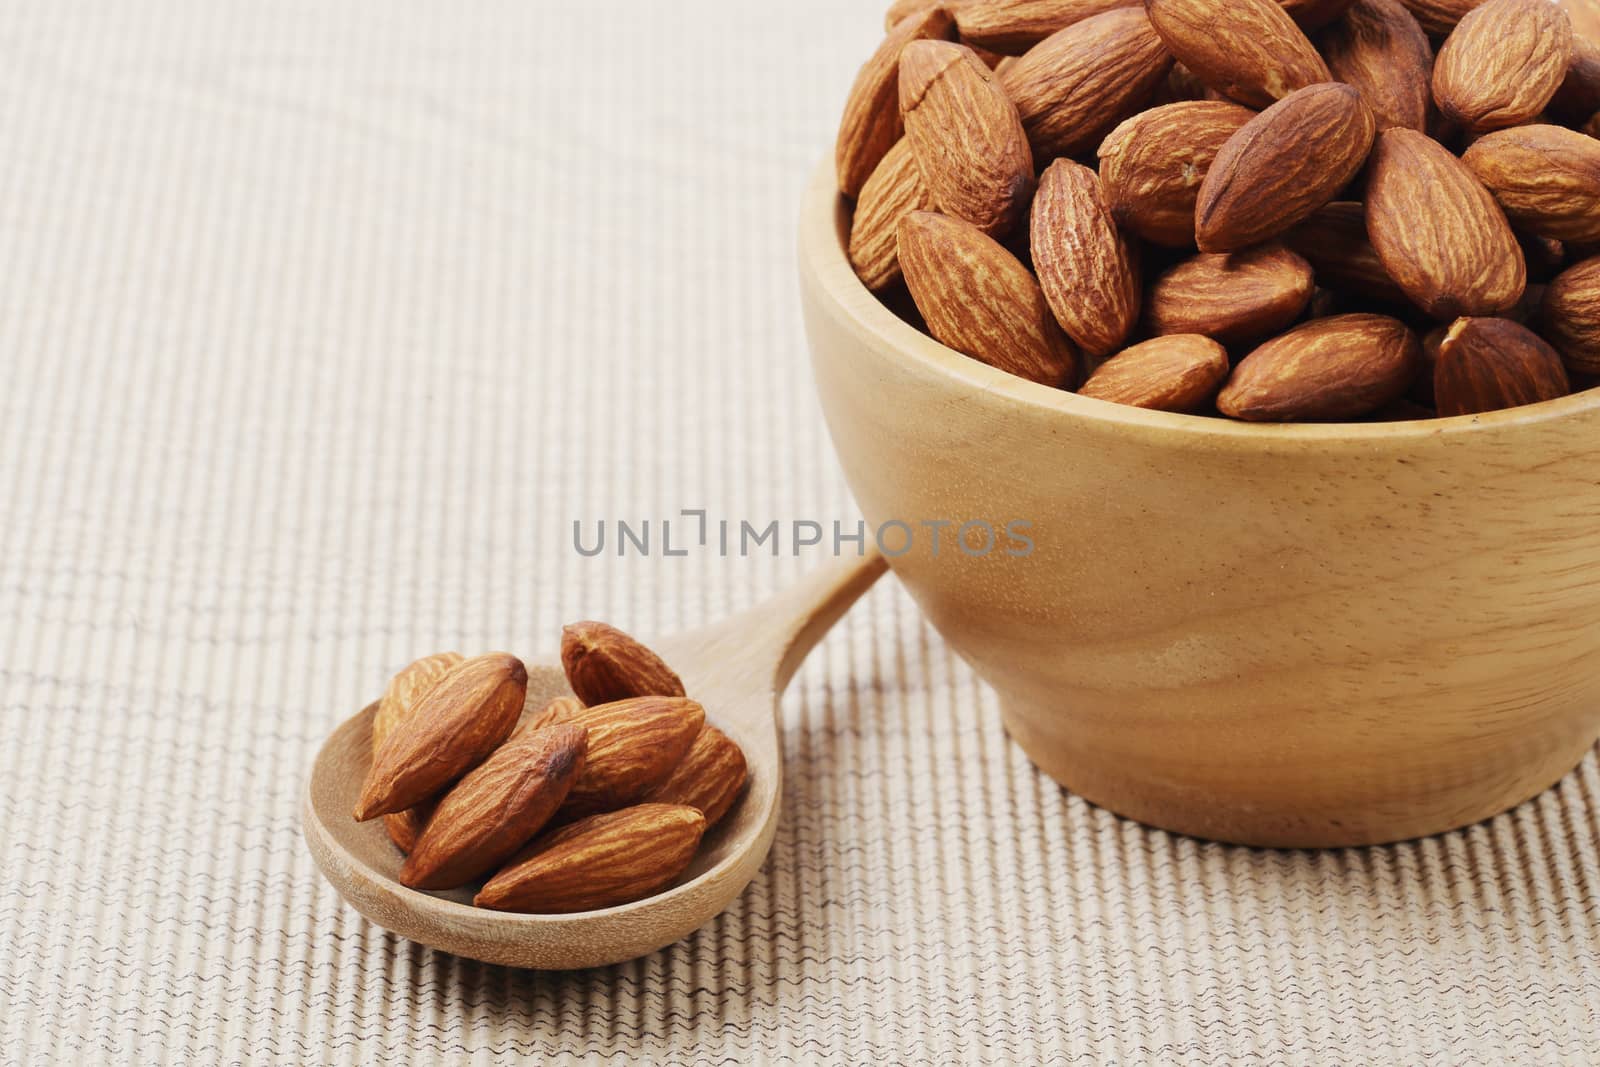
top-left (1, 1), bottom-right (1596, 1062)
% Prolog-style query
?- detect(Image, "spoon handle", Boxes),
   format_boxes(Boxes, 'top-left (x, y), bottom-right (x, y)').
top-left (766, 548), bottom-right (889, 693)
top-left (658, 548), bottom-right (889, 714)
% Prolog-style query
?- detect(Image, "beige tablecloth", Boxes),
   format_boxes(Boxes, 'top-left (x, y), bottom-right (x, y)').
top-left (2, 2), bottom-right (1597, 1063)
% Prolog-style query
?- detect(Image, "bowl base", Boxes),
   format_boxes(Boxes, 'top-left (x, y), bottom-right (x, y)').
top-left (999, 699), bottom-right (1598, 848)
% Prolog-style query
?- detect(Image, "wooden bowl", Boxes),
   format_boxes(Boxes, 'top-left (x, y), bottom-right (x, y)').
top-left (798, 160), bottom-right (1600, 847)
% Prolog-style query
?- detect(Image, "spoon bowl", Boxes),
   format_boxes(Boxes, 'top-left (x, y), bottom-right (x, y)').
top-left (302, 552), bottom-right (887, 969)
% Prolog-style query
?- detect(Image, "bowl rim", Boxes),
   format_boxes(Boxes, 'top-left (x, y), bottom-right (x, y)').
top-left (799, 157), bottom-right (1600, 445)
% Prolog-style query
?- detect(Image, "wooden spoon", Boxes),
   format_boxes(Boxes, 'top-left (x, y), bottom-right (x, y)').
top-left (301, 550), bottom-right (888, 969)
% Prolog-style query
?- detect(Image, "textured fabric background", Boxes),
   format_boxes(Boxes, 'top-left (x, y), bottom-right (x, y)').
top-left (1, 2), bottom-right (1598, 1063)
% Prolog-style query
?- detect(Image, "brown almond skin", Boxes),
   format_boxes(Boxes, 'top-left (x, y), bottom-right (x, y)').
top-left (1397, 0), bottom-right (1478, 35)
top-left (1550, 34), bottom-right (1600, 125)
top-left (1462, 125), bottom-right (1600, 244)
top-left (476, 804), bottom-right (706, 914)
top-left (898, 211), bottom-right (1080, 387)
top-left (885, 0), bottom-right (958, 31)
top-left (1541, 256), bottom-right (1600, 374)
top-left (1434, 317), bottom-right (1571, 415)
top-left (900, 40), bottom-right (1034, 237)
top-left (354, 652), bottom-right (528, 821)
top-left (372, 652), bottom-right (464, 754)
top-left (1319, 0), bottom-right (1433, 132)
top-left (1031, 160), bottom-right (1140, 358)
top-left (836, 7), bottom-right (956, 198)
top-left (1218, 314), bottom-right (1420, 420)
top-left (641, 725), bottom-right (749, 829)
top-left (526, 694), bottom-right (584, 732)
top-left (1283, 201), bottom-right (1408, 304)
top-left (371, 651), bottom-right (463, 854)
top-left (1279, 0), bottom-right (1358, 29)
top-left (399, 723), bottom-right (588, 890)
top-left (555, 696), bottom-right (705, 818)
top-left (383, 803), bottom-right (434, 855)
top-left (1195, 83), bottom-right (1376, 253)
top-left (955, 0), bottom-right (1141, 53)
top-left (997, 7), bottom-right (1173, 160)
top-left (560, 620), bottom-right (685, 705)
top-left (1145, 244), bottom-right (1314, 344)
top-left (849, 139), bottom-right (937, 292)
top-left (1079, 335), bottom-right (1230, 411)
top-left (1365, 127), bottom-right (1526, 319)
top-left (1144, 0), bottom-right (1330, 109)
top-left (1432, 0), bottom-right (1573, 134)
top-left (1097, 101), bottom-right (1256, 248)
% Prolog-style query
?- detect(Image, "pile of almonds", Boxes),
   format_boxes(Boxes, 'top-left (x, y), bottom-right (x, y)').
top-left (839, 0), bottom-right (1600, 421)
top-left (354, 623), bottom-right (747, 913)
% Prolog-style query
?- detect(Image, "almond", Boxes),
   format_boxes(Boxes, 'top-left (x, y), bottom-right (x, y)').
top-left (641, 725), bottom-right (749, 829)
top-left (996, 7), bottom-right (1173, 159)
top-left (372, 652), bottom-right (464, 753)
top-left (885, 0), bottom-right (960, 31)
top-left (475, 803), bottom-right (706, 914)
top-left (1144, 244), bottom-right (1314, 344)
top-left (560, 620), bottom-right (685, 705)
top-left (1396, 0), bottom-right (1479, 35)
top-left (898, 210), bottom-right (1079, 387)
top-left (1079, 335), bottom-right (1230, 411)
top-left (1097, 101), bottom-right (1256, 248)
top-left (1145, 0), bottom-right (1330, 109)
top-left (1319, 0), bottom-right (1433, 132)
top-left (526, 693), bottom-right (584, 732)
top-left (1462, 124), bottom-right (1600, 244)
top-left (371, 651), bottom-right (464, 853)
top-left (837, 7), bottom-right (956, 199)
top-left (1218, 313), bottom-right (1419, 420)
top-left (1282, 201), bottom-right (1408, 305)
top-left (1432, 0), bottom-right (1573, 134)
top-left (1541, 255), bottom-right (1600, 373)
top-left (850, 138), bottom-right (937, 292)
top-left (955, 0), bottom-right (1140, 53)
top-left (1031, 160), bottom-right (1140, 359)
top-left (383, 804), bottom-right (433, 856)
top-left (555, 696), bottom-right (705, 818)
top-left (900, 40), bottom-right (1034, 237)
top-left (1195, 83), bottom-right (1376, 253)
top-left (1550, 34), bottom-right (1600, 124)
top-left (1279, 0), bottom-right (1359, 29)
top-left (399, 723), bottom-right (588, 890)
top-left (1434, 316), bottom-right (1571, 415)
top-left (1365, 127), bottom-right (1526, 319)
top-left (354, 653), bottom-right (528, 821)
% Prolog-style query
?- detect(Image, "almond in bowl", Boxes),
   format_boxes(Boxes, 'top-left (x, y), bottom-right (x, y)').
top-left (795, 0), bottom-right (1600, 848)
top-left (834, 0), bottom-right (1599, 420)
